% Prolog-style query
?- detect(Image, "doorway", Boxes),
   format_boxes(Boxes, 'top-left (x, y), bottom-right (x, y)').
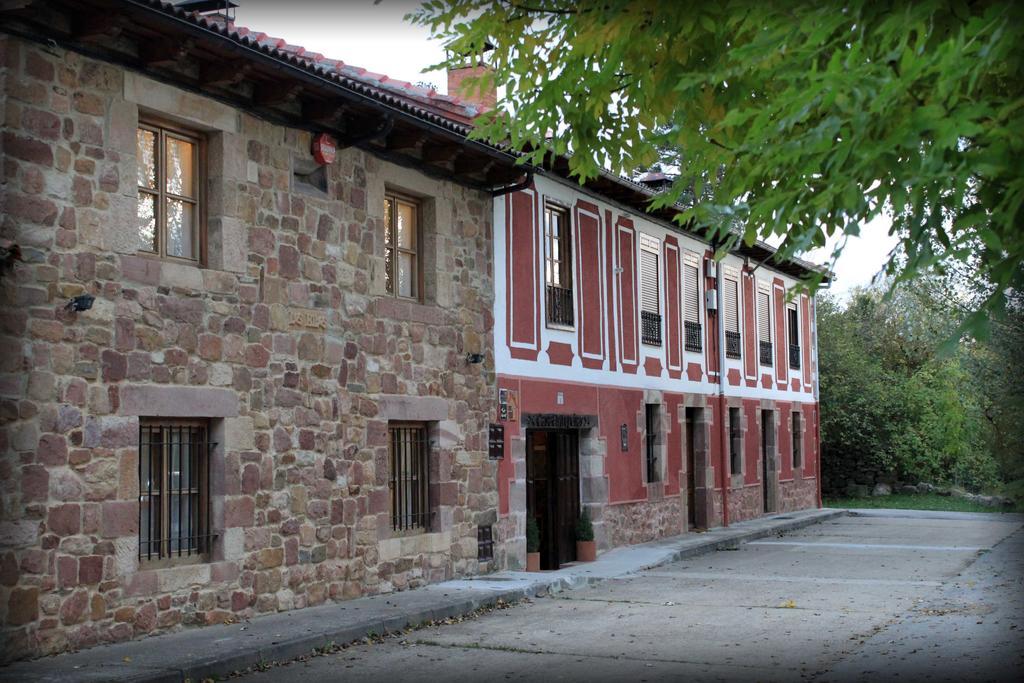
top-left (526, 429), bottom-right (580, 570)
top-left (761, 409), bottom-right (776, 513)
top-left (685, 407), bottom-right (699, 528)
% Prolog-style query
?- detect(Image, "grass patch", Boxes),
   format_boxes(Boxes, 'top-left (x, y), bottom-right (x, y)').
top-left (825, 492), bottom-right (1021, 513)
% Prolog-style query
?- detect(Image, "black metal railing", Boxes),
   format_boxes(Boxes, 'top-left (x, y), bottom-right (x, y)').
top-left (641, 310), bottom-right (662, 346)
top-left (546, 284), bottom-right (574, 327)
top-left (725, 331), bottom-right (742, 359)
top-left (789, 344), bottom-right (801, 369)
top-left (684, 320), bottom-right (702, 353)
top-left (759, 340), bottom-right (773, 366)
top-left (390, 425), bottom-right (430, 531)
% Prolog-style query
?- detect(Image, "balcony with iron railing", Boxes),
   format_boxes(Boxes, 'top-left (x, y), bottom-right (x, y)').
top-left (725, 331), bottom-right (741, 359)
top-left (684, 320), bottom-right (702, 353)
top-left (789, 344), bottom-right (801, 369)
top-left (641, 310), bottom-right (662, 346)
top-left (546, 284), bottom-right (574, 327)
top-left (759, 340), bottom-right (773, 366)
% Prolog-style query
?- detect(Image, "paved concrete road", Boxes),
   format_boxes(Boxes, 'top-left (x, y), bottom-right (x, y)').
top-left (238, 511), bottom-right (1024, 682)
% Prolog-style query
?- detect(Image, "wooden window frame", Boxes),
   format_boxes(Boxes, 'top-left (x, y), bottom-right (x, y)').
top-left (137, 117), bottom-right (206, 264)
top-left (389, 422), bottom-right (431, 533)
top-left (544, 203), bottom-right (574, 329)
top-left (138, 418), bottom-right (214, 567)
top-left (384, 192), bottom-right (424, 302)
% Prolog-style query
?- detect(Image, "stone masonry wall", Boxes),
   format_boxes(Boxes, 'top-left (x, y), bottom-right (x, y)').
top-left (0, 36), bottom-right (497, 661)
top-left (600, 497), bottom-right (684, 550)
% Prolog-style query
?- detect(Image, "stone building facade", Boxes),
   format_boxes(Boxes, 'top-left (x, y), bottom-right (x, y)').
top-left (0, 26), bottom-right (501, 661)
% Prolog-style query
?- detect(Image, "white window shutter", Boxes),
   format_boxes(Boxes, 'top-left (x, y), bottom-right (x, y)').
top-left (757, 291), bottom-right (771, 342)
top-left (683, 264), bottom-right (700, 323)
top-left (640, 248), bottom-right (660, 314)
top-left (724, 278), bottom-right (739, 332)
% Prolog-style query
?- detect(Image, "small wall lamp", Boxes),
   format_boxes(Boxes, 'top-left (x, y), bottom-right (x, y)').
top-left (65, 294), bottom-right (95, 312)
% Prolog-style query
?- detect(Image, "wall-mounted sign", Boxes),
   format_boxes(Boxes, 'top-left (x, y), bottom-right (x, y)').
top-left (521, 413), bottom-right (598, 430)
top-left (488, 423), bottom-right (504, 460)
top-left (289, 307), bottom-right (327, 329)
top-left (311, 132), bottom-right (336, 165)
top-left (498, 388), bottom-right (518, 422)
top-left (620, 424), bottom-right (629, 452)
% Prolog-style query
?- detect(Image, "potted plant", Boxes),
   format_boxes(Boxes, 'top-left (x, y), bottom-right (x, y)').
top-left (576, 508), bottom-right (596, 562)
top-left (526, 516), bottom-right (541, 572)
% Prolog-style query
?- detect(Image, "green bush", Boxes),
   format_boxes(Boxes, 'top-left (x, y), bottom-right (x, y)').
top-left (526, 516), bottom-right (540, 553)
top-left (575, 508), bottom-right (594, 542)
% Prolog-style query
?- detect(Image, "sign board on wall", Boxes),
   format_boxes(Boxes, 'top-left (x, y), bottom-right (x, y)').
top-left (488, 423), bottom-right (504, 460)
top-left (498, 388), bottom-right (518, 422)
top-left (620, 424), bottom-right (629, 452)
top-left (521, 413), bottom-right (598, 430)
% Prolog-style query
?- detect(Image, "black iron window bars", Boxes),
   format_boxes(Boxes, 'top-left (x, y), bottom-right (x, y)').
top-left (641, 310), bottom-right (662, 346)
top-left (546, 284), bottom-right (575, 327)
top-left (725, 331), bottom-right (742, 359)
top-left (390, 424), bottom-right (430, 532)
top-left (139, 421), bottom-right (215, 562)
top-left (684, 320), bottom-right (702, 353)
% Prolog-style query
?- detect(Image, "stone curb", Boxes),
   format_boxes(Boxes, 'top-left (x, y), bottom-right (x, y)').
top-left (1, 509), bottom-right (845, 682)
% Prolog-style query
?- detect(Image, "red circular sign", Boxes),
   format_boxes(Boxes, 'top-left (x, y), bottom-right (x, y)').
top-left (311, 133), bottom-right (336, 165)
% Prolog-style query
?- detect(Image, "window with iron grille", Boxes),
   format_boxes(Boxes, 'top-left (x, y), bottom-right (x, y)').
top-left (757, 290), bottom-right (773, 366)
top-left (389, 424), bottom-right (430, 531)
top-left (645, 403), bottom-right (660, 483)
top-left (544, 204), bottom-right (574, 327)
top-left (384, 193), bottom-right (421, 300)
top-left (683, 261), bottom-right (702, 352)
top-left (729, 407), bottom-right (742, 475)
top-left (639, 237), bottom-right (661, 346)
top-left (139, 420), bottom-right (214, 562)
top-left (792, 411), bottom-right (802, 469)
top-left (724, 277), bottom-right (741, 359)
top-left (787, 304), bottom-right (801, 369)
top-left (136, 121), bottom-right (204, 262)
top-left (477, 525), bottom-right (494, 561)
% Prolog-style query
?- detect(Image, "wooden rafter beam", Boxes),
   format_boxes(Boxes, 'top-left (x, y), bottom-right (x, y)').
top-left (384, 129), bottom-right (425, 153)
top-left (302, 100), bottom-right (348, 126)
top-left (199, 60), bottom-right (252, 88)
top-left (454, 155), bottom-right (493, 176)
top-left (421, 142), bottom-right (463, 165)
top-left (253, 82), bottom-right (303, 107)
top-left (141, 39), bottom-right (194, 68)
top-left (73, 14), bottom-right (123, 42)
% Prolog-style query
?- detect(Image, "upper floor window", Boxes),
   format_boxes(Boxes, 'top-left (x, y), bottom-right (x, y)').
top-left (639, 235), bottom-right (661, 346)
top-left (136, 122), bottom-right (203, 261)
top-left (139, 419), bottom-right (213, 563)
top-left (757, 289), bottom-right (773, 366)
top-left (384, 193), bottom-right (420, 300)
top-left (544, 204), bottom-right (574, 327)
top-left (787, 302), bottom-right (801, 369)
top-left (683, 256), bottom-right (702, 352)
top-left (724, 275), bottom-right (741, 359)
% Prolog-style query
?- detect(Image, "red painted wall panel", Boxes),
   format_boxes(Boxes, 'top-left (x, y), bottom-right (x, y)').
top-left (616, 219), bottom-right (638, 372)
top-left (664, 240), bottom-right (682, 376)
top-left (507, 190), bottom-right (539, 358)
top-left (742, 274), bottom-right (757, 384)
top-left (575, 204), bottom-right (604, 367)
top-left (801, 295), bottom-right (812, 390)
top-left (773, 280), bottom-right (786, 385)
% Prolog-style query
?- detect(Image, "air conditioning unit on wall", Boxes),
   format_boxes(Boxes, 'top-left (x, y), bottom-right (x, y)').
top-left (705, 259), bottom-right (718, 279)
top-left (706, 290), bottom-right (718, 311)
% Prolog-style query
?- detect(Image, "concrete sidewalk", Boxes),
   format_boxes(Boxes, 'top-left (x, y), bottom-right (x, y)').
top-left (0, 508), bottom-right (844, 683)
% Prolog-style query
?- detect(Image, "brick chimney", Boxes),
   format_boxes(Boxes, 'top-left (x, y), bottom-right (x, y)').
top-left (447, 43), bottom-right (497, 111)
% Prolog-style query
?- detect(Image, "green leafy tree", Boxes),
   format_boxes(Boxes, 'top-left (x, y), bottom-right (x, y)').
top-left (412, 1), bottom-right (1024, 333)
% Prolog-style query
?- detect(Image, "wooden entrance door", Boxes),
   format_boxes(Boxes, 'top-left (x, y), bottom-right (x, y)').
top-left (526, 429), bottom-right (580, 570)
top-left (685, 408), bottom-right (698, 528)
top-left (761, 410), bottom-right (776, 513)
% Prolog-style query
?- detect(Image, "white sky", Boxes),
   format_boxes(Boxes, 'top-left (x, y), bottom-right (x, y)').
top-left (232, 0), bottom-right (896, 297)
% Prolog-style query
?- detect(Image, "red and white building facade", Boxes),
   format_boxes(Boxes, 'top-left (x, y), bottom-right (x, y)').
top-left (492, 174), bottom-right (822, 570)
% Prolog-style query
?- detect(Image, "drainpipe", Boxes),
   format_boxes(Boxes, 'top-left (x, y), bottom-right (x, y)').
top-left (715, 258), bottom-right (729, 527)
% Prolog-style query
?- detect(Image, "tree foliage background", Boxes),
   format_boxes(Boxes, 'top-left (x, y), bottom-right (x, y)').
top-left (818, 274), bottom-right (1023, 498)
top-left (412, 0), bottom-right (1024, 334)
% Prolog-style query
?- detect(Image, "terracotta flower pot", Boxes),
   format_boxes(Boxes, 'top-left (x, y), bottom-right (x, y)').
top-left (526, 552), bottom-right (541, 572)
top-left (576, 540), bottom-right (597, 562)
